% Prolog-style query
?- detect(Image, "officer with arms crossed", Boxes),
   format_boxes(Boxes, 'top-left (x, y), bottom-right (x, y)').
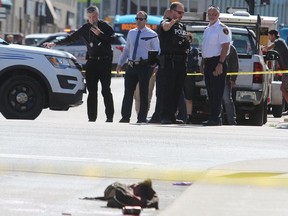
top-left (200, 5), bottom-right (231, 126)
top-left (158, 2), bottom-right (190, 124)
top-left (116, 11), bottom-right (160, 123)
top-left (44, 6), bottom-right (115, 123)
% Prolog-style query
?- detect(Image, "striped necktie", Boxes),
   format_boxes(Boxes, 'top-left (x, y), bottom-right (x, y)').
top-left (132, 30), bottom-right (141, 60)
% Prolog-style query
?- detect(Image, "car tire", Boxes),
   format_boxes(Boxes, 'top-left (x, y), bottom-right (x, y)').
top-left (250, 101), bottom-right (265, 126)
top-left (0, 76), bottom-right (44, 120)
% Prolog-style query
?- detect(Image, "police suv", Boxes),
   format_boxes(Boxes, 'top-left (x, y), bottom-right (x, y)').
top-left (0, 38), bottom-right (85, 120)
top-left (183, 11), bottom-right (279, 126)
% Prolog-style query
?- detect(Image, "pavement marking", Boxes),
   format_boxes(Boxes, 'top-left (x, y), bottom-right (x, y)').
top-left (0, 153), bottom-right (152, 165)
top-left (1, 154), bottom-right (288, 187)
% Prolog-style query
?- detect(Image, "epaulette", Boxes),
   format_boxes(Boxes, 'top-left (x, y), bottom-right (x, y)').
top-left (220, 22), bottom-right (226, 28)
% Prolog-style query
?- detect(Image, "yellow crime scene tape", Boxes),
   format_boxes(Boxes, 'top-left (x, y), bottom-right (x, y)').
top-left (1, 162), bottom-right (288, 188)
top-left (110, 70), bottom-right (288, 76)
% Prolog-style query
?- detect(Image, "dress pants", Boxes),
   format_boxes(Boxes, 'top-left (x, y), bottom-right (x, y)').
top-left (121, 63), bottom-right (151, 122)
top-left (204, 56), bottom-right (227, 123)
top-left (160, 56), bottom-right (187, 121)
top-left (85, 58), bottom-right (114, 121)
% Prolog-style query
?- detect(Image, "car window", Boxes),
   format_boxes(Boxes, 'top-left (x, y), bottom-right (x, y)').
top-left (112, 35), bottom-right (126, 45)
top-left (188, 31), bottom-right (255, 55)
top-left (232, 34), bottom-right (254, 55)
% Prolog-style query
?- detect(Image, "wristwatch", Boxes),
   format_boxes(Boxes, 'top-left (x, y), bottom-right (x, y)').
top-left (218, 61), bottom-right (224, 65)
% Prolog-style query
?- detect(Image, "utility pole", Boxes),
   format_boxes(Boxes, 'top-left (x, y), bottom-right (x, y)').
top-left (245, 0), bottom-right (255, 15)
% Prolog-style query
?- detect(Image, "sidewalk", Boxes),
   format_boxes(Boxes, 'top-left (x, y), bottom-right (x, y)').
top-left (159, 158), bottom-right (288, 216)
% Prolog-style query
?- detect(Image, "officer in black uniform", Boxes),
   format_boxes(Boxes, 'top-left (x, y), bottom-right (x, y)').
top-left (43, 6), bottom-right (114, 123)
top-left (158, 2), bottom-right (190, 124)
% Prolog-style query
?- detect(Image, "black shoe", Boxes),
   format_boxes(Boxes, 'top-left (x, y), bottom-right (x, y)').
top-left (202, 120), bottom-right (221, 126)
top-left (88, 119), bottom-right (96, 122)
top-left (106, 118), bottom-right (113, 123)
top-left (119, 118), bottom-right (130, 123)
top-left (148, 118), bottom-right (161, 124)
top-left (227, 121), bottom-right (237, 125)
top-left (172, 119), bottom-right (184, 124)
top-left (137, 119), bottom-right (147, 123)
top-left (161, 119), bottom-right (172, 124)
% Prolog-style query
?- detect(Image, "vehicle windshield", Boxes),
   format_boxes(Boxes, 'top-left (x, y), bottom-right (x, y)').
top-left (189, 31), bottom-right (255, 55)
top-left (0, 38), bottom-right (8, 45)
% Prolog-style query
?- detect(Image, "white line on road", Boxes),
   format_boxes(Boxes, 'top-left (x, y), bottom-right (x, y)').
top-left (0, 153), bottom-right (152, 166)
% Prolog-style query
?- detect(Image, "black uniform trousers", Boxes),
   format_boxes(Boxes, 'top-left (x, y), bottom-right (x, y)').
top-left (159, 55), bottom-right (186, 122)
top-left (121, 62), bottom-right (151, 122)
top-left (204, 56), bottom-right (227, 123)
top-left (85, 57), bottom-right (114, 121)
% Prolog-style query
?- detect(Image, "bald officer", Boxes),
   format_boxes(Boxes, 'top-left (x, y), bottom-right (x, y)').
top-left (200, 5), bottom-right (231, 126)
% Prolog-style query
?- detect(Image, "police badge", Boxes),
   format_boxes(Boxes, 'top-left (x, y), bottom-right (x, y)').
top-left (223, 27), bottom-right (229, 35)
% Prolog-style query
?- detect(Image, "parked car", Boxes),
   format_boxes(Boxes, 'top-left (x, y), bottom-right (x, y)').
top-left (0, 38), bottom-right (85, 120)
top-left (24, 33), bottom-right (52, 46)
top-left (36, 32), bottom-right (126, 68)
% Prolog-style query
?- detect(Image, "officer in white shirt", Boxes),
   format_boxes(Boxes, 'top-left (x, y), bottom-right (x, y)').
top-left (116, 11), bottom-right (160, 123)
top-left (200, 5), bottom-right (231, 126)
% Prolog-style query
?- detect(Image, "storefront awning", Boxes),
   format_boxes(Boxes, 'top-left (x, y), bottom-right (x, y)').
top-left (0, 0), bottom-right (13, 10)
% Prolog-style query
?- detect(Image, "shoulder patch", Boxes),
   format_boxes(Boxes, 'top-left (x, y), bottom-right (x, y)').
top-left (223, 27), bottom-right (229, 35)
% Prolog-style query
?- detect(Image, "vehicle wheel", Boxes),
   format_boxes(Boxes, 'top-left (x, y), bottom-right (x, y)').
top-left (272, 104), bottom-right (284, 117)
top-left (250, 101), bottom-right (264, 126)
top-left (0, 76), bottom-right (44, 120)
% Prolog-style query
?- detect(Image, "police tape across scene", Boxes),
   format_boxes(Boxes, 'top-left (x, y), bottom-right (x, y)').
top-left (110, 70), bottom-right (288, 76)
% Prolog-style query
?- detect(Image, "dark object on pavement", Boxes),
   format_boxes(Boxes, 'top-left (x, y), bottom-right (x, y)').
top-left (81, 179), bottom-right (159, 209)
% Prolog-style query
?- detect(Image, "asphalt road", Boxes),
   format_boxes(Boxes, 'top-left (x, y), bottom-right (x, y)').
top-left (0, 77), bottom-right (287, 215)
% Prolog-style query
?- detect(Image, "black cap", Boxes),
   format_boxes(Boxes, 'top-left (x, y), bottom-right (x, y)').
top-left (268, 30), bottom-right (279, 38)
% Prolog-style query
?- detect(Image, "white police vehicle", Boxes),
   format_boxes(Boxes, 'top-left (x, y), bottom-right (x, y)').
top-left (0, 38), bottom-right (85, 120)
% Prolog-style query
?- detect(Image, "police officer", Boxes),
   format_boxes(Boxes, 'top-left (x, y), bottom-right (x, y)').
top-left (43, 6), bottom-right (115, 123)
top-left (222, 44), bottom-right (238, 125)
top-left (158, 2), bottom-right (190, 124)
top-left (116, 11), bottom-right (160, 123)
top-left (200, 5), bottom-right (231, 126)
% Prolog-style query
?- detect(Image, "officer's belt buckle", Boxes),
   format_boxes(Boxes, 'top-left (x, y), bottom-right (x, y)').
top-left (128, 60), bottom-right (141, 67)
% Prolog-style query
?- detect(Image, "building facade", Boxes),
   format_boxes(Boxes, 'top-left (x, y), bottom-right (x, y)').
top-left (0, 0), bottom-right (77, 36)
top-left (1, 0), bottom-right (288, 38)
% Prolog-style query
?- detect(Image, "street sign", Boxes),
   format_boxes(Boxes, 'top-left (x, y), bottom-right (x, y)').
top-left (226, 7), bottom-right (248, 14)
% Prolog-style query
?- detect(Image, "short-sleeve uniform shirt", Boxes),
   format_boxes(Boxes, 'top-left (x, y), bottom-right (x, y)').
top-left (202, 20), bottom-right (231, 58)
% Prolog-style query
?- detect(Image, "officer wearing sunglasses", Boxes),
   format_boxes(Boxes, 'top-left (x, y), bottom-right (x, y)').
top-left (157, 2), bottom-right (190, 124)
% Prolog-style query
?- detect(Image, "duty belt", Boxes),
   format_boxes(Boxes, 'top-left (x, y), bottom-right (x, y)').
top-left (127, 59), bottom-right (149, 67)
top-left (203, 56), bottom-right (220, 61)
top-left (89, 56), bottom-right (111, 60)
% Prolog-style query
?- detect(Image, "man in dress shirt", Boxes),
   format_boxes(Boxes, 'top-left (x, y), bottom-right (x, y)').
top-left (116, 11), bottom-right (160, 123)
top-left (200, 5), bottom-right (231, 126)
